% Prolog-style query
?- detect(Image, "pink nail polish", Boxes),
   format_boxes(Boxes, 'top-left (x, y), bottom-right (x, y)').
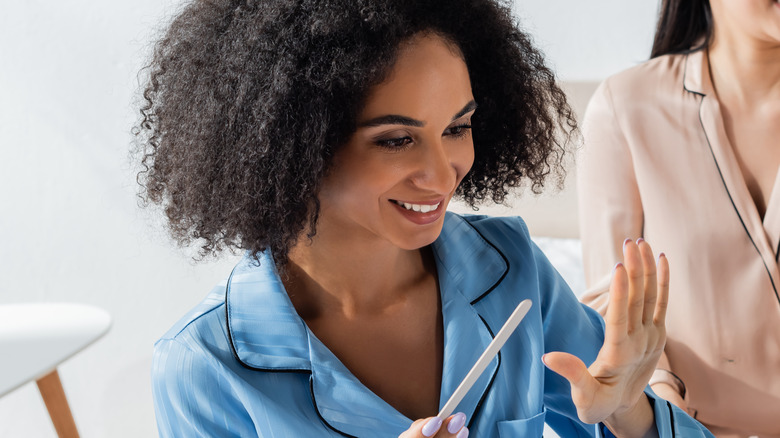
top-left (637, 237), bottom-right (644, 244)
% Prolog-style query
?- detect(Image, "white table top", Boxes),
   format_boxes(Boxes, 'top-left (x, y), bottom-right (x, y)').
top-left (0, 303), bottom-right (111, 396)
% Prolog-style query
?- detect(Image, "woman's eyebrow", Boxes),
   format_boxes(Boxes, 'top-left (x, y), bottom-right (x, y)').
top-left (357, 100), bottom-right (477, 128)
top-left (451, 100), bottom-right (477, 121)
top-left (359, 115), bottom-right (425, 128)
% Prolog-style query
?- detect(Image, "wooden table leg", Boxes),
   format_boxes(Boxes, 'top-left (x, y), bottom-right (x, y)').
top-left (36, 369), bottom-right (80, 438)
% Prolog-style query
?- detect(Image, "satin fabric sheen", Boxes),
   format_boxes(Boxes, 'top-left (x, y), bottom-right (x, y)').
top-left (152, 213), bottom-right (712, 437)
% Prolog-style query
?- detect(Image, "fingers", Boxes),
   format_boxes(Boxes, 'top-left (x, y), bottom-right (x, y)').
top-left (399, 419), bottom-right (428, 438)
top-left (543, 351), bottom-right (609, 423)
top-left (398, 414), bottom-right (469, 438)
top-left (614, 238), bottom-right (665, 332)
top-left (653, 253), bottom-right (669, 326)
top-left (605, 260), bottom-right (629, 343)
top-left (445, 413), bottom-right (469, 438)
top-left (542, 352), bottom-right (594, 392)
top-left (623, 239), bottom-right (645, 332)
top-left (637, 239), bottom-right (658, 324)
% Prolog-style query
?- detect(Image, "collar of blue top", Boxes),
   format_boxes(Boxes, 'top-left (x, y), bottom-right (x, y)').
top-left (225, 212), bottom-right (510, 437)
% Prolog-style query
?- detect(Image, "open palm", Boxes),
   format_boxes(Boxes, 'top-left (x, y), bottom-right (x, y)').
top-left (544, 238), bottom-right (669, 425)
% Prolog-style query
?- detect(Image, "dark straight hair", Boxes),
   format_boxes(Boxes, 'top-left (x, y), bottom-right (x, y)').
top-left (650, 0), bottom-right (713, 58)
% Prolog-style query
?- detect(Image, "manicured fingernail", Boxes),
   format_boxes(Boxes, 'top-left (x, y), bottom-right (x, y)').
top-left (613, 262), bottom-right (623, 271)
top-left (448, 412), bottom-right (466, 433)
top-left (658, 252), bottom-right (666, 261)
top-left (623, 238), bottom-right (631, 248)
top-left (637, 237), bottom-right (644, 244)
top-left (457, 427), bottom-right (470, 438)
top-left (422, 417), bottom-right (443, 437)
top-left (541, 353), bottom-right (550, 367)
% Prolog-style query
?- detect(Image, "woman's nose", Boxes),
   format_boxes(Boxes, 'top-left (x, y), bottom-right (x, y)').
top-left (411, 138), bottom-right (458, 193)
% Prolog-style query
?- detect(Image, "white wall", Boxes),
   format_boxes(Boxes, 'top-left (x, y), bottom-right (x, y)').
top-left (514, 0), bottom-right (658, 81)
top-left (0, 1), bottom-right (657, 436)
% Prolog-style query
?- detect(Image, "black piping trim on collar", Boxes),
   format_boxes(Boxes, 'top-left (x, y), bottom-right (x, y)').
top-left (221, 218), bottom-right (510, 434)
top-left (696, 94), bottom-right (780, 307)
top-left (225, 266), bottom-right (346, 434)
top-left (776, 240), bottom-right (780, 262)
top-left (224, 262), bottom-right (312, 373)
top-left (223, 263), bottom-right (244, 366)
top-left (467, 314), bottom-right (501, 430)
top-left (309, 377), bottom-right (358, 438)
top-left (459, 218), bottom-right (510, 305)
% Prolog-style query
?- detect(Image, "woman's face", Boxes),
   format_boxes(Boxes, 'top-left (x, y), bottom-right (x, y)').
top-left (710, 0), bottom-right (780, 45)
top-left (317, 33), bottom-right (475, 251)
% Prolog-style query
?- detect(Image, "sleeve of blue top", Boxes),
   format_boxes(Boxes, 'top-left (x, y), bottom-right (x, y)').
top-left (152, 338), bottom-right (256, 438)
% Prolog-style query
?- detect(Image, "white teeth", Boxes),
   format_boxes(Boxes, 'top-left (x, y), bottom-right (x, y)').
top-left (397, 201), bottom-right (439, 213)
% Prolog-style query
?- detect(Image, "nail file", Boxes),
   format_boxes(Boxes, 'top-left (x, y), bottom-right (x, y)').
top-left (437, 299), bottom-right (532, 420)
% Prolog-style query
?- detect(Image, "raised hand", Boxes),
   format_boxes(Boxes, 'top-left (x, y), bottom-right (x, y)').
top-left (398, 413), bottom-right (469, 438)
top-left (543, 238), bottom-right (669, 437)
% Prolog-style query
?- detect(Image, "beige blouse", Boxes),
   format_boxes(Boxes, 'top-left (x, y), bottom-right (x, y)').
top-left (577, 50), bottom-right (780, 437)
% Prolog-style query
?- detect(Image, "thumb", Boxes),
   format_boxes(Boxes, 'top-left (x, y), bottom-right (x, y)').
top-left (542, 352), bottom-right (592, 389)
top-left (543, 352), bottom-right (609, 424)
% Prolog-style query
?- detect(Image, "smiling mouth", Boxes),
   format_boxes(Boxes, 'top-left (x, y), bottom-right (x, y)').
top-left (391, 199), bottom-right (441, 213)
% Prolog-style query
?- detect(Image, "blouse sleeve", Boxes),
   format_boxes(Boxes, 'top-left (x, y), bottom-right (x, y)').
top-left (576, 78), bottom-right (686, 397)
top-left (577, 78), bottom-right (644, 311)
top-left (151, 338), bottom-right (256, 437)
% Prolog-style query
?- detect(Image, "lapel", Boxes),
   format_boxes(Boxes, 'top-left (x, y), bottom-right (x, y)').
top-left (432, 213), bottom-right (508, 424)
top-left (763, 173), bottom-right (780, 261)
top-left (684, 51), bottom-right (780, 282)
top-left (225, 253), bottom-right (311, 371)
top-left (224, 213), bottom-right (508, 437)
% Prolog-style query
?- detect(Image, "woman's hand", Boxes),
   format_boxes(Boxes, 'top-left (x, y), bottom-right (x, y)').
top-left (399, 413), bottom-right (469, 438)
top-left (543, 238), bottom-right (669, 437)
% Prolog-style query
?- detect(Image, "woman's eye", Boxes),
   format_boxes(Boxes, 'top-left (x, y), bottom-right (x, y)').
top-left (375, 136), bottom-right (413, 149)
top-left (444, 124), bottom-right (472, 139)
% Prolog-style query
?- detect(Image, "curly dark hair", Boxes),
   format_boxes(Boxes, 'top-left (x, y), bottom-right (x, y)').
top-left (134, 0), bottom-right (575, 264)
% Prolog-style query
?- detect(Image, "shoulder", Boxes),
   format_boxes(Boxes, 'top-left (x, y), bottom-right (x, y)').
top-left (599, 53), bottom-right (686, 100)
top-left (157, 283), bottom-right (228, 344)
top-left (583, 53), bottom-right (690, 142)
top-left (153, 282), bottom-right (233, 380)
top-left (586, 53), bottom-right (687, 122)
top-left (456, 213), bottom-right (533, 249)
top-left (446, 213), bottom-right (554, 290)
top-left (451, 213), bottom-right (605, 348)
top-left (450, 213), bottom-right (543, 265)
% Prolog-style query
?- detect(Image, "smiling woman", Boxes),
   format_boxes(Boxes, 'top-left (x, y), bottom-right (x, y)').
top-left (135, 0), bottom-right (714, 437)
top-left (315, 35), bottom-right (475, 251)
top-left (134, 0), bottom-right (571, 268)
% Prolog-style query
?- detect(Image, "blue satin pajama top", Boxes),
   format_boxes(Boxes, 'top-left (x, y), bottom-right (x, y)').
top-left (152, 213), bottom-right (713, 437)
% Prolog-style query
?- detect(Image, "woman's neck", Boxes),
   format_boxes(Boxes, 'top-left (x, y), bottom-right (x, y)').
top-left (284, 228), bottom-right (434, 319)
top-left (708, 33), bottom-right (780, 107)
